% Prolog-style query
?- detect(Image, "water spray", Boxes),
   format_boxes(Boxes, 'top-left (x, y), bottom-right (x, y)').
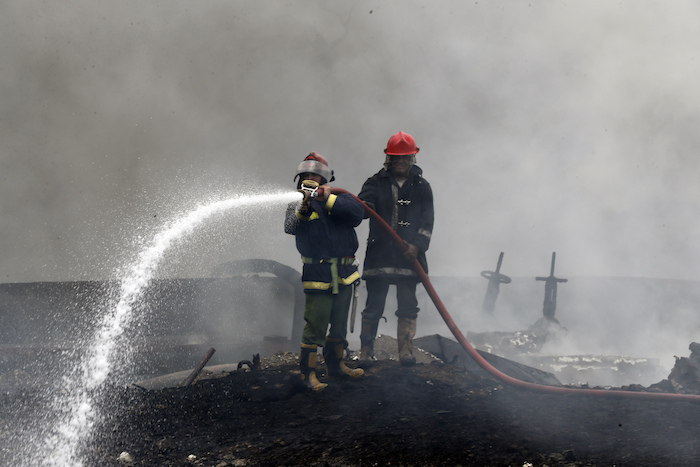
top-left (36, 191), bottom-right (301, 467)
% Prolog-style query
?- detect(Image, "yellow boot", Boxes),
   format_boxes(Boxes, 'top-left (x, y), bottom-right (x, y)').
top-left (300, 344), bottom-right (328, 391)
top-left (324, 339), bottom-right (364, 379)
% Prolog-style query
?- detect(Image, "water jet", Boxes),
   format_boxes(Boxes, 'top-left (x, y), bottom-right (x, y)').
top-left (5, 191), bottom-right (300, 466)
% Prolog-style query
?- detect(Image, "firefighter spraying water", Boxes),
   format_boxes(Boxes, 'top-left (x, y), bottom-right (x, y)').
top-left (284, 152), bottom-right (364, 391)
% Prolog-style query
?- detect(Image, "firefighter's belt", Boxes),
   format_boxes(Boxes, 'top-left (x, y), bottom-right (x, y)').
top-left (301, 256), bottom-right (356, 265)
top-left (301, 256), bottom-right (356, 294)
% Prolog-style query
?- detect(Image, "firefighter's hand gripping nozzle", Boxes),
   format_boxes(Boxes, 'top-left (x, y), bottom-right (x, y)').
top-left (298, 179), bottom-right (320, 205)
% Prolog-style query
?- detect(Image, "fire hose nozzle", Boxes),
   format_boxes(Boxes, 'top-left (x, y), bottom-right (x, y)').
top-left (298, 180), bottom-right (320, 202)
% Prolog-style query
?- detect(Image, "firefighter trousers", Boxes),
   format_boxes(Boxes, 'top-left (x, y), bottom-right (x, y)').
top-left (361, 277), bottom-right (419, 322)
top-left (301, 284), bottom-right (353, 348)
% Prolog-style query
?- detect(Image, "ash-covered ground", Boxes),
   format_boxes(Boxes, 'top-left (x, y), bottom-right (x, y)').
top-left (74, 337), bottom-right (700, 467)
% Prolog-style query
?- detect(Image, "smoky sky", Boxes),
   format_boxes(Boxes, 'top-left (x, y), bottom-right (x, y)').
top-left (2, 1), bottom-right (700, 283)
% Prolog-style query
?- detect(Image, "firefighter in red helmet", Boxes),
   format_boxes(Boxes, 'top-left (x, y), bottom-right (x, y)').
top-left (358, 132), bottom-right (434, 365)
top-left (285, 152), bottom-right (365, 391)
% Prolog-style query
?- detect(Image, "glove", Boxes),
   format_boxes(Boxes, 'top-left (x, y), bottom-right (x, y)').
top-left (403, 243), bottom-right (419, 262)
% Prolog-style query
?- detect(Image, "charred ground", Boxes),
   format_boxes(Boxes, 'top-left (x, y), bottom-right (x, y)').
top-left (80, 340), bottom-right (700, 467)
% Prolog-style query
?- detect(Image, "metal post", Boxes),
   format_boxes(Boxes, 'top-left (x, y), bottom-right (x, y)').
top-left (480, 252), bottom-right (511, 313)
top-left (535, 252), bottom-right (567, 320)
top-left (181, 347), bottom-right (216, 387)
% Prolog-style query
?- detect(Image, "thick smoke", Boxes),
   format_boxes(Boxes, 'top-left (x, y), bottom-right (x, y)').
top-left (2, 1), bottom-right (700, 282)
top-left (1, 1), bottom-right (700, 369)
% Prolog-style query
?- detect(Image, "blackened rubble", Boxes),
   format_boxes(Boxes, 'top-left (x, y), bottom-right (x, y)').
top-left (655, 341), bottom-right (700, 394)
top-left (83, 337), bottom-right (700, 467)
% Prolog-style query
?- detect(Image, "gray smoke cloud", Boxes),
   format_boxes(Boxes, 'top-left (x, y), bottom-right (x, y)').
top-left (2, 0), bottom-right (700, 286)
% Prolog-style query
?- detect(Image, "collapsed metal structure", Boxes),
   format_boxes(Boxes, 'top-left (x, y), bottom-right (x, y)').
top-left (331, 186), bottom-right (700, 403)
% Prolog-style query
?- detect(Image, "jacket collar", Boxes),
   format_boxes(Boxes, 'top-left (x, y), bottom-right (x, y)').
top-left (379, 164), bottom-right (423, 181)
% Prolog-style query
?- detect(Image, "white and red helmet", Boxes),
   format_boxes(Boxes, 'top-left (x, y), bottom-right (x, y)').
top-left (294, 152), bottom-right (335, 185)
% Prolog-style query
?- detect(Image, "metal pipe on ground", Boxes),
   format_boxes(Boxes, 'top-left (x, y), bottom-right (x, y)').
top-left (181, 347), bottom-right (216, 387)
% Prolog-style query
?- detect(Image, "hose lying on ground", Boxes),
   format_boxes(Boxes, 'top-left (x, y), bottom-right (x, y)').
top-left (331, 187), bottom-right (700, 403)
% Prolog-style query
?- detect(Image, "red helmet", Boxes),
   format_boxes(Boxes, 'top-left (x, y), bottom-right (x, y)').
top-left (384, 131), bottom-right (420, 156)
top-left (294, 152), bottom-right (335, 184)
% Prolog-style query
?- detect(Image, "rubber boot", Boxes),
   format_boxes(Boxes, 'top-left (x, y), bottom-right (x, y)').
top-left (324, 340), bottom-right (364, 379)
top-left (359, 318), bottom-right (379, 360)
top-left (397, 318), bottom-right (417, 366)
top-left (299, 344), bottom-right (328, 391)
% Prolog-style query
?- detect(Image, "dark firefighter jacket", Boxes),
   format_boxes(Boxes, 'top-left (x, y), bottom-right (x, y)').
top-left (358, 164), bottom-right (434, 281)
top-left (284, 192), bottom-right (364, 293)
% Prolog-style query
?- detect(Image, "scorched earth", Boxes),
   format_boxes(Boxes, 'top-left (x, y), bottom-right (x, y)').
top-left (77, 336), bottom-right (700, 467)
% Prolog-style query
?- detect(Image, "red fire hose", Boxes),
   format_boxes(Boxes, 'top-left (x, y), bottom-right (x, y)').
top-left (332, 187), bottom-right (700, 403)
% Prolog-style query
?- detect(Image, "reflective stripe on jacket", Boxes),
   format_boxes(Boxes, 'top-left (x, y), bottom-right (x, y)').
top-left (358, 165), bottom-right (434, 280)
top-left (284, 193), bottom-right (364, 293)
